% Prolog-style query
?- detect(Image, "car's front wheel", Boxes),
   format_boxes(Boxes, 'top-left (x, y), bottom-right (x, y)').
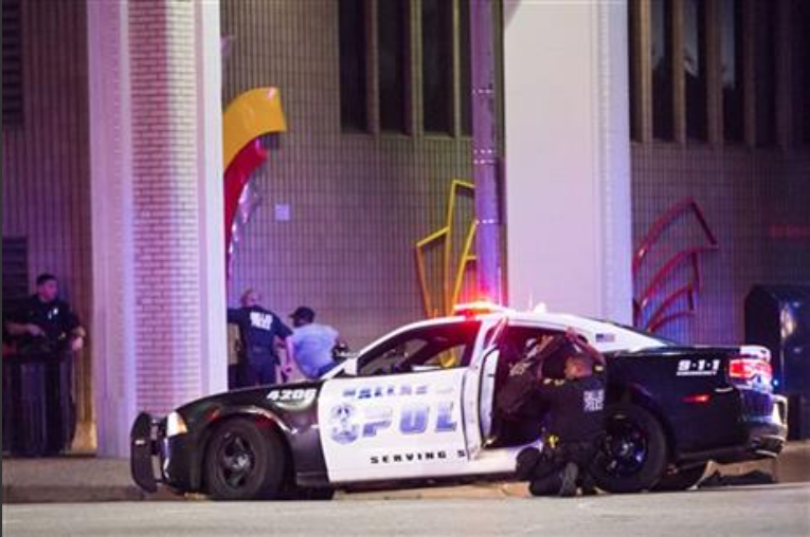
top-left (592, 403), bottom-right (668, 493)
top-left (204, 417), bottom-right (286, 501)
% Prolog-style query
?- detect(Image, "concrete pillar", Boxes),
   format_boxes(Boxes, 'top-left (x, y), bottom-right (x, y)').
top-left (87, 0), bottom-right (226, 457)
top-left (87, 0), bottom-right (136, 458)
top-left (503, 0), bottom-right (633, 323)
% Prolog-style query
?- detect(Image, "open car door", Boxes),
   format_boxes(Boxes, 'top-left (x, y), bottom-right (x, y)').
top-left (461, 317), bottom-right (506, 458)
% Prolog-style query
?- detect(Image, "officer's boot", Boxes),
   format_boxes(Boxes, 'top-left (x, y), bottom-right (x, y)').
top-left (579, 471), bottom-right (598, 496)
top-left (558, 462), bottom-right (579, 497)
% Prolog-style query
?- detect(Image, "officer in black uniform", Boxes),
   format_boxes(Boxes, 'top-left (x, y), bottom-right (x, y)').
top-left (6, 273), bottom-right (86, 353)
top-left (516, 332), bottom-right (606, 497)
top-left (5, 273), bottom-right (86, 455)
top-left (227, 289), bottom-right (292, 388)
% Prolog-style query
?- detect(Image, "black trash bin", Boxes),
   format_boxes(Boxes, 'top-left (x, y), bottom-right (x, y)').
top-left (4, 351), bottom-right (76, 457)
top-left (745, 284), bottom-right (810, 439)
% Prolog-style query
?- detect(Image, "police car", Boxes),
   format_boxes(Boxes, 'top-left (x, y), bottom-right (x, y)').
top-left (131, 303), bottom-right (788, 500)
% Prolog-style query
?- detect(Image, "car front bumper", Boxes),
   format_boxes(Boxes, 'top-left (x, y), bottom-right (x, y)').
top-left (130, 412), bottom-right (161, 493)
top-left (130, 412), bottom-right (196, 494)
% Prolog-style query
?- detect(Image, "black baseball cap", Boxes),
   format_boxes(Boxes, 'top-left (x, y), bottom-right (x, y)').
top-left (290, 306), bottom-right (315, 323)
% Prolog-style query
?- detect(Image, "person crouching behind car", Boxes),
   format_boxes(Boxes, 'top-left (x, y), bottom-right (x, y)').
top-left (287, 306), bottom-right (341, 380)
top-left (516, 333), bottom-right (606, 498)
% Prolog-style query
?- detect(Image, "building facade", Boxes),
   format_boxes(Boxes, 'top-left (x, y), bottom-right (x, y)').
top-left (2, 0), bottom-right (808, 456)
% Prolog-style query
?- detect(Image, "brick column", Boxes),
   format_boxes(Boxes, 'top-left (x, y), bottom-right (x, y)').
top-left (88, 0), bottom-right (226, 456)
top-left (129, 0), bottom-right (204, 411)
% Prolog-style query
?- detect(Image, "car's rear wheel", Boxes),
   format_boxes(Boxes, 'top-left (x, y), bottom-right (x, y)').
top-left (204, 418), bottom-right (285, 501)
top-left (592, 403), bottom-right (668, 493)
top-left (653, 463), bottom-right (708, 492)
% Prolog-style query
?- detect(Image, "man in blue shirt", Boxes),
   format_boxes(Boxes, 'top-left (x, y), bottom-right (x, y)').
top-left (227, 289), bottom-right (292, 387)
top-left (288, 306), bottom-right (340, 380)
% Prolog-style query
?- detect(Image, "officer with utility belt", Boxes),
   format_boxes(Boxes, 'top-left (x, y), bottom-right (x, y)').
top-left (227, 289), bottom-right (292, 387)
top-left (514, 330), bottom-right (607, 497)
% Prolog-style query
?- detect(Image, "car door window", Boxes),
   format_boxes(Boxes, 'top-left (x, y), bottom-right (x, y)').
top-left (358, 321), bottom-right (481, 376)
top-left (496, 326), bottom-right (566, 386)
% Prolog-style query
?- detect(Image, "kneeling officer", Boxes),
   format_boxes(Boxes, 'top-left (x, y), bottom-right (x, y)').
top-left (516, 333), bottom-right (606, 497)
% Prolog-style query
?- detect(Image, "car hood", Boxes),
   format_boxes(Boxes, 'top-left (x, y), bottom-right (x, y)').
top-left (174, 380), bottom-right (326, 425)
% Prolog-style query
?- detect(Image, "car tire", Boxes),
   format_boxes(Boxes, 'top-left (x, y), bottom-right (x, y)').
top-left (592, 403), bottom-right (668, 494)
top-left (653, 463), bottom-right (708, 492)
top-left (204, 418), bottom-right (286, 501)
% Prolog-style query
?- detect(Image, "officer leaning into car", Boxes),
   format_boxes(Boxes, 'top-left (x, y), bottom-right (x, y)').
top-left (516, 330), bottom-right (607, 497)
top-left (227, 289), bottom-right (292, 387)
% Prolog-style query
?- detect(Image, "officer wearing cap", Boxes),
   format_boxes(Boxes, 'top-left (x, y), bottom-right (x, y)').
top-left (227, 289), bottom-right (292, 387)
top-left (288, 306), bottom-right (340, 380)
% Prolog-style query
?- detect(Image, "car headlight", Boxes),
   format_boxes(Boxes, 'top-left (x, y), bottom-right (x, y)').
top-left (165, 411), bottom-right (188, 438)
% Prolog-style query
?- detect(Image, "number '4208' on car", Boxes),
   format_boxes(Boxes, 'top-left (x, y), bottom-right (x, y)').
top-left (130, 304), bottom-right (788, 500)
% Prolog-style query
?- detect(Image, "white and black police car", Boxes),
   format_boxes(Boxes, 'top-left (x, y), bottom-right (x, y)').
top-left (131, 303), bottom-right (788, 500)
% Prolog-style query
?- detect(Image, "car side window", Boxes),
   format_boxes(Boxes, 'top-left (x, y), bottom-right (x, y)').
top-left (358, 321), bottom-right (482, 376)
top-left (498, 326), bottom-right (565, 376)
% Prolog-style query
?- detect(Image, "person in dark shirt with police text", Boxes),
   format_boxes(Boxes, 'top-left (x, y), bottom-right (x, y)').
top-left (227, 289), bottom-right (292, 388)
top-left (516, 330), bottom-right (606, 497)
top-left (5, 273), bottom-right (86, 455)
top-left (6, 273), bottom-right (86, 353)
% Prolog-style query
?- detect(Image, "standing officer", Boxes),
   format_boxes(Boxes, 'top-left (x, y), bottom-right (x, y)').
top-left (515, 331), bottom-right (606, 497)
top-left (5, 273), bottom-right (86, 455)
top-left (227, 289), bottom-right (292, 387)
top-left (6, 273), bottom-right (86, 353)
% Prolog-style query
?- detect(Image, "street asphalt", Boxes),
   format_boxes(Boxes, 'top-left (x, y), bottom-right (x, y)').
top-left (3, 482), bottom-right (809, 537)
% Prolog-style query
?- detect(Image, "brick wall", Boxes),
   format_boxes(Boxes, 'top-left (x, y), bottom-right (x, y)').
top-left (0, 0), bottom-right (93, 426)
top-left (221, 0), bottom-right (476, 348)
top-left (629, 0), bottom-right (810, 345)
top-left (631, 145), bottom-right (810, 345)
top-left (129, 0), bottom-right (203, 412)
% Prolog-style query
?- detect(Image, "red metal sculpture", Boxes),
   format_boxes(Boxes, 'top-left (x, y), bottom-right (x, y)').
top-left (633, 198), bottom-right (719, 333)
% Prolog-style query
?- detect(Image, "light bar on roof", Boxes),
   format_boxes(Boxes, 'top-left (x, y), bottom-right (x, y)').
top-left (453, 301), bottom-right (510, 317)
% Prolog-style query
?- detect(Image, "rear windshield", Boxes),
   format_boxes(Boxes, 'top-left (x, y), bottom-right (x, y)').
top-left (591, 319), bottom-right (677, 346)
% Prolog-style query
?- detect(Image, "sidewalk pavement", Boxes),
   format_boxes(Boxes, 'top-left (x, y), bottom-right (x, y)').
top-left (3, 442), bottom-right (809, 504)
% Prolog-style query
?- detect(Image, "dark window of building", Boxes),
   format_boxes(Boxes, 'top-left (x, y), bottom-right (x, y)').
top-left (799, 0), bottom-right (810, 144)
top-left (684, 0), bottom-right (707, 141)
top-left (722, 0), bottom-right (744, 142)
top-left (339, 0), bottom-right (368, 132)
top-left (378, 0), bottom-right (408, 133)
top-left (753, 0), bottom-right (776, 146)
top-left (2, 238), bottom-right (29, 325)
top-left (459, 0), bottom-right (473, 136)
top-left (651, 0), bottom-right (674, 140)
top-left (628, 0), bottom-right (639, 141)
top-left (2, 0), bottom-right (23, 127)
top-left (422, 0), bottom-right (453, 134)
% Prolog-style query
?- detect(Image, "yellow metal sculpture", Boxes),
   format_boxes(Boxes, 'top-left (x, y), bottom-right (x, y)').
top-left (222, 87), bottom-right (287, 169)
top-left (415, 180), bottom-right (477, 318)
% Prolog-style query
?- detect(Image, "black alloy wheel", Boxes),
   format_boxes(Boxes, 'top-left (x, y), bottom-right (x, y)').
top-left (217, 433), bottom-right (256, 489)
top-left (204, 417), bottom-right (285, 501)
top-left (592, 403), bottom-right (668, 493)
